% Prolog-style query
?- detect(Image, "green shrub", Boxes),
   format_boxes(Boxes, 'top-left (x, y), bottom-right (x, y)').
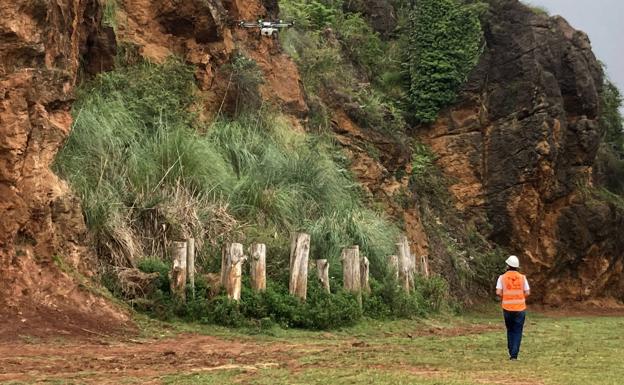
top-left (227, 53), bottom-right (264, 114)
top-left (409, 142), bottom-right (450, 210)
top-left (601, 79), bottom-right (624, 153)
top-left (416, 275), bottom-right (450, 313)
top-left (350, 88), bottom-right (406, 133)
top-left (526, 4), bottom-right (549, 16)
top-left (178, 278), bottom-right (362, 330)
top-left (363, 276), bottom-right (425, 319)
top-left (102, 0), bottom-right (118, 29)
top-left (137, 257), bottom-right (171, 293)
top-left (281, 0), bottom-right (342, 30)
top-left (280, 0), bottom-right (406, 134)
top-left (301, 280), bottom-right (363, 329)
top-left (281, 29), bottom-right (349, 93)
top-left (402, 0), bottom-right (486, 123)
top-left (337, 14), bottom-right (385, 78)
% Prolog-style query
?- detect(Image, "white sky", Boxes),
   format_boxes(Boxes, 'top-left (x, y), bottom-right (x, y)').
top-left (524, 0), bottom-right (624, 111)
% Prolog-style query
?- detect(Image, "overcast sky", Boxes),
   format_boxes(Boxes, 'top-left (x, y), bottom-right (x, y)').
top-left (524, 0), bottom-right (623, 108)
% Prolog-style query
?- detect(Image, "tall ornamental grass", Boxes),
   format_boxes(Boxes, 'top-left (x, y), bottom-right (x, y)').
top-left (55, 59), bottom-right (398, 277)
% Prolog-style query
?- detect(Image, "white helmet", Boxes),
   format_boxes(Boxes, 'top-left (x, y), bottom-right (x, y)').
top-left (505, 255), bottom-right (520, 268)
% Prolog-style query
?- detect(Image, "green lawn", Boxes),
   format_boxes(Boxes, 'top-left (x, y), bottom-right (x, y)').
top-left (4, 309), bottom-right (623, 385)
top-left (159, 309), bottom-right (624, 385)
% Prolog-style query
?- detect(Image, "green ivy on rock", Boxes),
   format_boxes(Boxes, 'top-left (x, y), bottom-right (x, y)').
top-left (403, 0), bottom-right (485, 124)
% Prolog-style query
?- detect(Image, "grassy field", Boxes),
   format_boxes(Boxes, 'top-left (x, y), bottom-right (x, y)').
top-left (157, 310), bottom-right (624, 385)
top-left (3, 307), bottom-right (623, 385)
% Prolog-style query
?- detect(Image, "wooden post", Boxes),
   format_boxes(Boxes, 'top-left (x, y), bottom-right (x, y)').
top-left (222, 243), bottom-right (246, 301)
top-left (341, 246), bottom-right (361, 293)
top-left (316, 259), bottom-right (330, 293)
top-left (396, 239), bottom-right (411, 293)
top-left (170, 241), bottom-right (187, 301)
top-left (289, 233), bottom-right (310, 300)
top-left (388, 255), bottom-right (399, 281)
top-left (421, 255), bottom-right (430, 278)
top-left (187, 238), bottom-right (195, 298)
top-left (249, 243), bottom-right (267, 292)
top-left (220, 243), bottom-right (227, 289)
top-left (360, 256), bottom-right (370, 294)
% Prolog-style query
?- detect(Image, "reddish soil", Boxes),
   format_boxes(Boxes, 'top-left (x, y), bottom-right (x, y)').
top-left (0, 320), bottom-right (510, 384)
top-left (0, 303), bottom-right (136, 344)
top-left (0, 334), bottom-right (303, 384)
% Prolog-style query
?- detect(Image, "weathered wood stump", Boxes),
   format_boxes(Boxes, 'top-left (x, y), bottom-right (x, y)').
top-left (249, 243), bottom-right (267, 292)
top-left (420, 255), bottom-right (430, 278)
top-left (289, 233), bottom-right (310, 300)
top-left (341, 246), bottom-right (361, 293)
top-left (342, 246), bottom-right (362, 306)
top-left (170, 241), bottom-right (187, 301)
top-left (396, 238), bottom-right (412, 293)
top-left (316, 259), bottom-right (330, 293)
top-left (360, 256), bottom-right (370, 293)
top-left (187, 238), bottom-right (195, 298)
top-left (220, 243), bottom-right (228, 289)
top-left (388, 255), bottom-right (399, 281)
top-left (222, 243), bottom-right (246, 301)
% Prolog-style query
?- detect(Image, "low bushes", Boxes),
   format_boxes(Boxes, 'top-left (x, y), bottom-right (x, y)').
top-left (135, 259), bottom-right (451, 330)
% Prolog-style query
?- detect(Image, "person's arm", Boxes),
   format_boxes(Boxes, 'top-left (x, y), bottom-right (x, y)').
top-left (524, 277), bottom-right (531, 297)
top-left (495, 276), bottom-right (503, 298)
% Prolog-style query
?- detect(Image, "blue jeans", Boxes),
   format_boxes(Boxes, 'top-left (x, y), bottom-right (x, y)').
top-left (503, 310), bottom-right (526, 359)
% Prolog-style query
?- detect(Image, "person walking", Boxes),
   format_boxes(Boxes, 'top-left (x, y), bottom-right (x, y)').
top-left (496, 255), bottom-right (530, 361)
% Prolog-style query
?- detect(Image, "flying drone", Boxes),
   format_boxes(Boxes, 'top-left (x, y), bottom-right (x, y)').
top-left (236, 19), bottom-right (295, 37)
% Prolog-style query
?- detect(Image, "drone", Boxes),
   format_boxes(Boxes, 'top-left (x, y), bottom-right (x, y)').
top-left (236, 19), bottom-right (295, 37)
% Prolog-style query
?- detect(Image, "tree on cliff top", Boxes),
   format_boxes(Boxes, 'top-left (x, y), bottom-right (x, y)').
top-left (601, 79), bottom-right (624, 153)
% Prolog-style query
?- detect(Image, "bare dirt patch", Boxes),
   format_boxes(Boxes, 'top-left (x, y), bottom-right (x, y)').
top-left (0, 334), bottom-right (302, 384)
top-left (415, 323), bottom-right (502, 337)
top-left (0, 301), bottom-right (136, 344)
top-left (532, 301), bottom-right (624, 318)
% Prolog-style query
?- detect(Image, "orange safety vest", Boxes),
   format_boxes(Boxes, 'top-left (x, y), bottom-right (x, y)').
top-left (501, 271), bottom-right (527, 311)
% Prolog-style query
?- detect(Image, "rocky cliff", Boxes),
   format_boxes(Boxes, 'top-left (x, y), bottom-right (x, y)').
top-left (423, 0), bottom-right (624, 304)
top-left (0, 0), bottom-right (131, 337)
top-left (0, 0), bottom-right (622, 337)
top-left (0, 0), bottom-right (307, 337)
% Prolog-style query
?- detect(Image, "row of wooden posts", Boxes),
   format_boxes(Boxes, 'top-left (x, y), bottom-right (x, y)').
top-left (169, 234), bottom-right (429, 302)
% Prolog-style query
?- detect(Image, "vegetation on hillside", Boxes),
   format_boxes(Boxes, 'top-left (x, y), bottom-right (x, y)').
top-left (55, 55), bottom-right (456, 328)
top-left (56, 0), bottom-right (498, 328)
top-left (595, 78), bottom-right (624, 195)
top-left (280, 0), bottom-right (485, 130)
top-left (280, 0), bottom-right (405, 133)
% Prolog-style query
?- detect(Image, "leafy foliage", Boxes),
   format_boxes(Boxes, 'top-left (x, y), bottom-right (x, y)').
top-left (402, 0), bottom-right (485, 123)
top-left (226, 53), bottom-right (264, 115)
top-left (595, 78), bottom-right (624, 195)
top-left (601, 79), bottom-right (624, 154)
top-left (280, 0), bottom-right (406, 133)
top-left (135, 268), bottom-right (363, 330)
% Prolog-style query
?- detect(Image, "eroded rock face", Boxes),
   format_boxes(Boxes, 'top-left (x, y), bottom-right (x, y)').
top-left (1, 0), bottom-right (307, 338)
top-left (0, 0), bottom-right (130, 338)
top-left (424, 0), bottom-right (624, 304)
top-left (116, 0), bottom-right (306, 117)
